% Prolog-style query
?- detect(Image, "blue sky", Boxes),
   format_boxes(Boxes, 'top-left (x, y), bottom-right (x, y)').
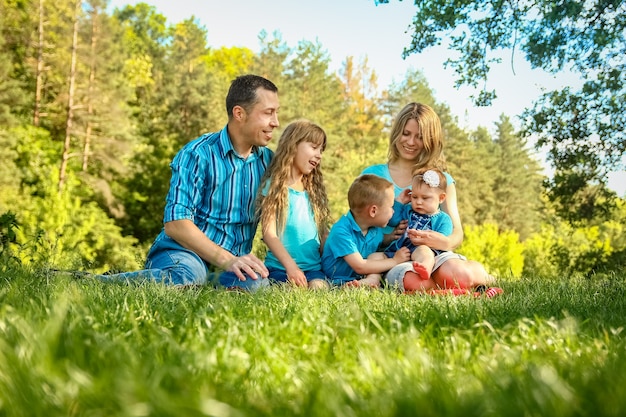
top-left (108, 0), bottom-right (624, 195)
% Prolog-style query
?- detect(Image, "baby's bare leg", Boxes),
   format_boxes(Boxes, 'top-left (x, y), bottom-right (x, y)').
top-left (410, 246), bottom-right (435, 280)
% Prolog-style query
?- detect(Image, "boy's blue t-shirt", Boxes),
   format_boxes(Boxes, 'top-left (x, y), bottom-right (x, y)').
top-left (321, 211), bottom-right (384, 280)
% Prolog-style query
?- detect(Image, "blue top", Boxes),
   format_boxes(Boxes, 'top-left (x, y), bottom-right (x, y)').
top-left (361, 164), bottom-right (455, 234)
top-left (387, 207), bottom-right (453, 254)
top-left (150, 126), bottom-right (273, 257)
top-left (263, 186), bottom-right (322, 271)
top-left (321, 211), bottom-right (385, 280)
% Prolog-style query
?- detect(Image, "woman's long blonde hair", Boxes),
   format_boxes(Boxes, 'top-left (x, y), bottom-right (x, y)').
top-left (387, 102), bottom-right (447, 171)
top-left (256, 120), bottom-right (332, 238)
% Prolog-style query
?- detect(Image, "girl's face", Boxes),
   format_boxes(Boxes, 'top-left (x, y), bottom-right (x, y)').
top-left (395, 118), bottom-right (424, 162)
top-left (410, 182), bottom-right (445, 215)
top-left (293, 140), bottom-right (323, 177)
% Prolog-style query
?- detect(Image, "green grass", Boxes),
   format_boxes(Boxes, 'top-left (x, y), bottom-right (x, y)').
top-left (0, 268), bottom-right (625, 416)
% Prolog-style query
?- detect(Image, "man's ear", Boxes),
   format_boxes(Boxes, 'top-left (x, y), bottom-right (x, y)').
top-left (233, 105), bottom-right (245, 121)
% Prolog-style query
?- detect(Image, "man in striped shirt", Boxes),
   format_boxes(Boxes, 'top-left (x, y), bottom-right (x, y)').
top-left (100, 74), bottom-right (279, 290)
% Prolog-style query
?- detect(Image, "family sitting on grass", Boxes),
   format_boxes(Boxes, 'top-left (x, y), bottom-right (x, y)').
top-left (95, 74), bottom-right (502, 297)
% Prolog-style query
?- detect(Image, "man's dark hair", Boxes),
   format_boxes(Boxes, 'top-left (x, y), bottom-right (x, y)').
top-left (226, 74), bottom-right (278, 118)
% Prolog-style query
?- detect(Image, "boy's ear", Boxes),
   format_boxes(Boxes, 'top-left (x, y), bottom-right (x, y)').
top-left (368, 204), bottom-right (378, 218)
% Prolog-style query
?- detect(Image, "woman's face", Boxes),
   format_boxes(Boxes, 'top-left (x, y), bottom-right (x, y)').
top-left (395, 118), bottom-right (423, 162)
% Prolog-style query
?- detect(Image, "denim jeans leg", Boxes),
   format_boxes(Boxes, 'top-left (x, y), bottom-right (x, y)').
top-left (218, 271), bottom-right (270, 292)
top-left (96, 248), bottom-right (209, 285)
top-left (147, 248), bottom-right (209, 285)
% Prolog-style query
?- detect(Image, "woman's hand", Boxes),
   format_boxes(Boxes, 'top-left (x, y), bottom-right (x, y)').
top-left (390, 220), bottom-right (408, 240)
top-left (407, 229), bottom-right (452, 252)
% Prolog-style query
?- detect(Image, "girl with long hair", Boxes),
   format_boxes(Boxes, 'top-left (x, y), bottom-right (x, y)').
top-left (257, 120), bottom-right (332, 289)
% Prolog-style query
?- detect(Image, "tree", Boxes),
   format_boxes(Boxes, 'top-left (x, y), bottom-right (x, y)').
top-left (375, 0), bottom-right (626, 219)
top-left (58, 0), bottom-right (81, 191)
top-left (464, 126), bottom-right (498, 226)
top-left (492, 115), bottom-right (544, 240)
top-left (0, 5), bottom-right (27, 127)
top-left (163, 17), bottom-right (215, 142)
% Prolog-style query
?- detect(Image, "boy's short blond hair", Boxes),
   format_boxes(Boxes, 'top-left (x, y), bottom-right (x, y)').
top-left (348, 174), bottom-right (393, 211)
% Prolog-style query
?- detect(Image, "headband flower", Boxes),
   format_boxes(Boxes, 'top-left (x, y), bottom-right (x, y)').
top-left (422, 170), bottom-right (440, 188)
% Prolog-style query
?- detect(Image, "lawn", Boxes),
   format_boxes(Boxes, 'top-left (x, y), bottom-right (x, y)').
top-left (0, 268), bottom-right (625, 416)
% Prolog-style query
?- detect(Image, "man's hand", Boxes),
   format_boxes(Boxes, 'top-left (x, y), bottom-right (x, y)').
top-left (224, 254), bottom-right (269, 281)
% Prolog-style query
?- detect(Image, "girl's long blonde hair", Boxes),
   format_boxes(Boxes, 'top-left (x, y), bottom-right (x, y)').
top-left (388, 102), bottom-right (447, 171)
top-left (256, 120), bottom-right (332, 238)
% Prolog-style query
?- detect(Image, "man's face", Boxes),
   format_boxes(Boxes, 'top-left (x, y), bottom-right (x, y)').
top-left (240, 88), bottom-right (280, 148)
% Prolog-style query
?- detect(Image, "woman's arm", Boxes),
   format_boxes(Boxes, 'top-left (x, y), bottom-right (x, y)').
top-left (440, 182), bottom-right (464, 249)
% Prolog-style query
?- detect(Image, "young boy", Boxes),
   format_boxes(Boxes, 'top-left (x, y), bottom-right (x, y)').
top-left (386, 167), bottom-right (453, 283)
top-left (321, 174), bottom-right (411, 287)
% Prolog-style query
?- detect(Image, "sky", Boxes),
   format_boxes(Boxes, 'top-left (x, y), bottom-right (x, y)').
top-left (108, 0), bottom-right (625, 195)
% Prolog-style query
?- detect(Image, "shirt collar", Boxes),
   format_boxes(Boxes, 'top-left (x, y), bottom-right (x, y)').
top-left (217, 125), bottom-right (261, 159)
top-left (346, 210), bottom-right (364, 233)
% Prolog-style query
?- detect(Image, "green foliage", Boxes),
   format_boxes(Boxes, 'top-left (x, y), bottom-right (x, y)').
top-left (0, 211), bottom-right (20, 268)
top-left (459, 223), bottom-right (525, 278)
top-left (1, 126), bottom-right (142, 272)
top-left (542, 168), bottom-right (618, 223)
top-left (523, 220), bottom-right (622, 278)
top-left (1, 271), bottom-right (626, 415)
top-left (8, 170), bottom-right (143, 271)
top-left (377, 0), bottom-right (626, 215)
top-left (492, 116), bottom-right (544, 239)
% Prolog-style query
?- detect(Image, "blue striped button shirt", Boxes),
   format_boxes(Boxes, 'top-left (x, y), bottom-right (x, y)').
top-left (154, 126), bottom-right (273, 257)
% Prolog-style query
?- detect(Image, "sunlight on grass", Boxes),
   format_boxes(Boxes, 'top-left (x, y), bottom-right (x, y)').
top-left (0, 269), bottom-right (625, 416)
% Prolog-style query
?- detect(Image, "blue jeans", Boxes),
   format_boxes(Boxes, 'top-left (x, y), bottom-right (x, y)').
top-left (267, 267), bottom-right (327, 284)
top-left (97, 243), bottom-right (269, 291)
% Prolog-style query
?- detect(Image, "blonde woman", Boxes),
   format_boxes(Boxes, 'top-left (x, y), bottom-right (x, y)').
top-left (362, 103), bottom-right (501, 296)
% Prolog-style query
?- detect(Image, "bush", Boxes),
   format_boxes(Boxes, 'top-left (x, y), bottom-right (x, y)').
top-left (458, 223), bottom-right (525, 278)
top-left (523, 221), bottom-right (619, 278)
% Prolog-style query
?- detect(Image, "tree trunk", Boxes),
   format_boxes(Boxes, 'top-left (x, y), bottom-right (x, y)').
top-left (58, 0), bottom-right (80, 191)
top-left (83, 7), bottom-right (98, 172)
top-left (33, 0), bottom-right (44, 126)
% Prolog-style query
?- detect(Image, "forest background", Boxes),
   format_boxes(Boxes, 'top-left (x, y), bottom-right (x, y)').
top-left (0, 0), bottom-right (624, 280)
